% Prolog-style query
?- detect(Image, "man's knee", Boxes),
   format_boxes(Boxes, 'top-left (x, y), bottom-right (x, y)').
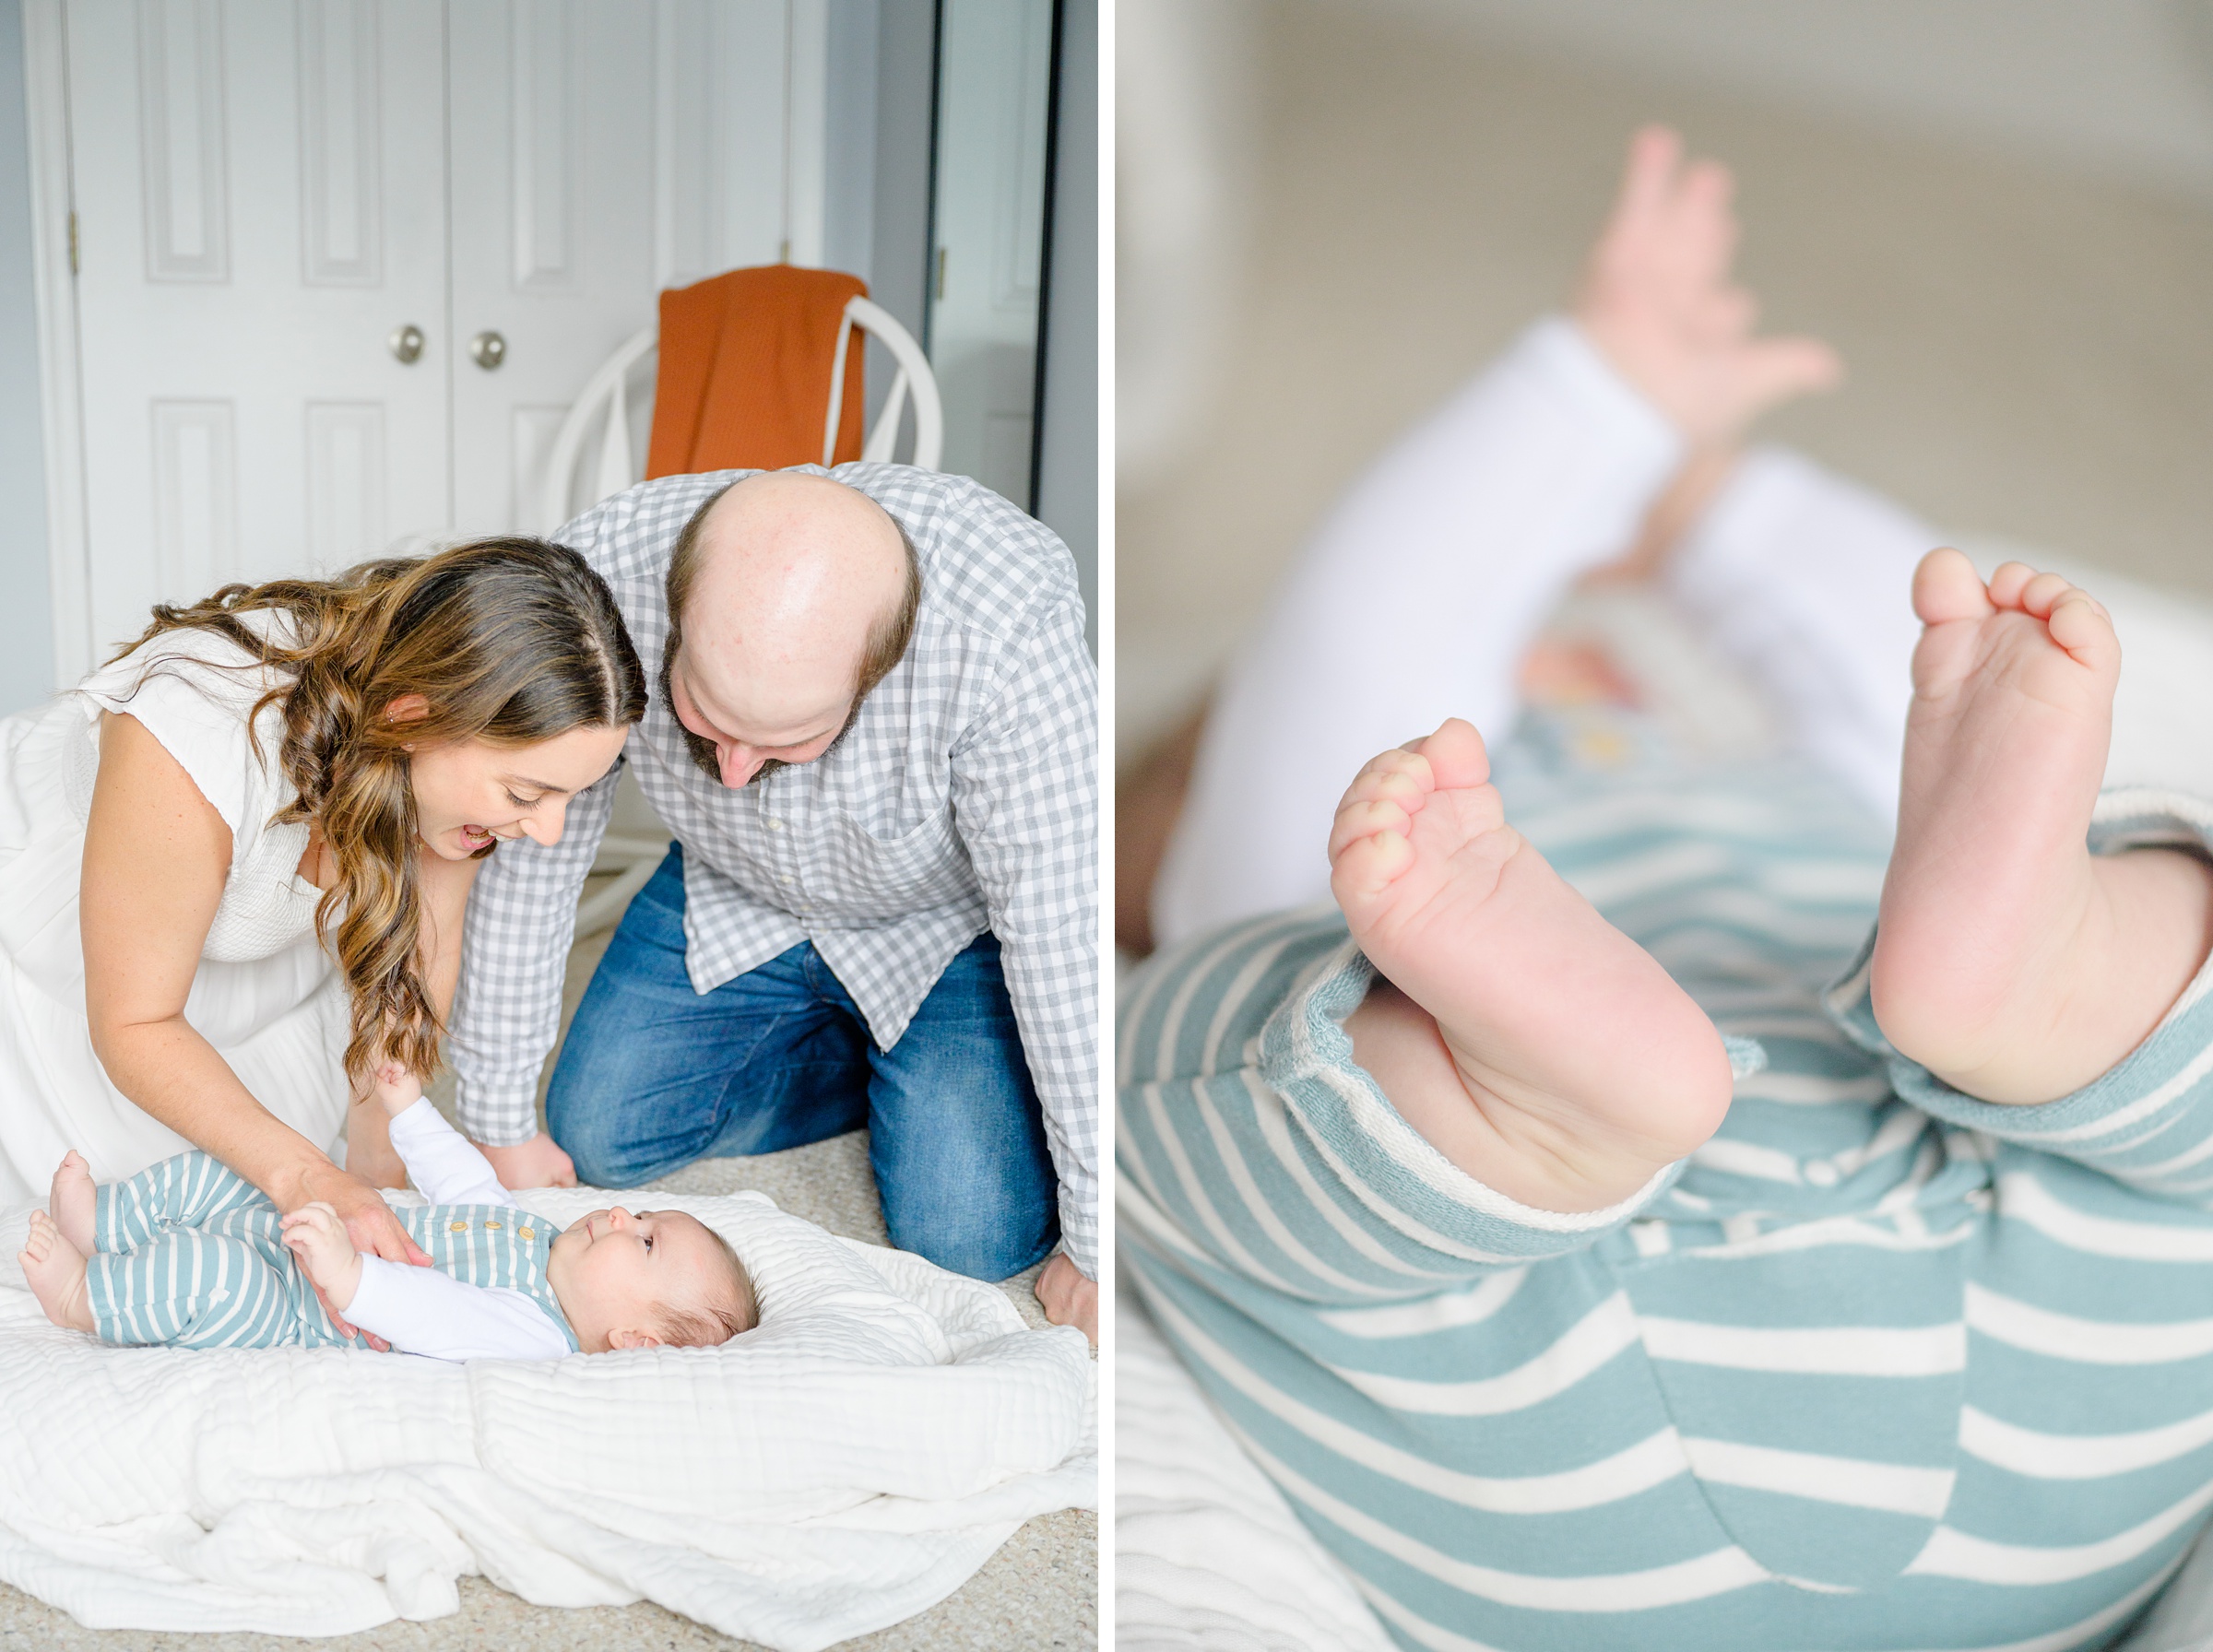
top-left (884, 1194), bottom-right (1058, 1282)
top-left (544, 1072), bottom-right (665, 1190)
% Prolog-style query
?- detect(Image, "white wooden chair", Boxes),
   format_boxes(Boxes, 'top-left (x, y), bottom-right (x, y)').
top-left (538, 294), bottom-right (944, 534)
top-left (550, 294), bottom-right (944, 940)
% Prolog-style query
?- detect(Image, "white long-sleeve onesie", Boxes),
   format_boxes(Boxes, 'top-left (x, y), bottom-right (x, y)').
top-left (342, 1100), bottom-right (576, 1361)
top-left (1152, 317), bottom-right (1935, 947)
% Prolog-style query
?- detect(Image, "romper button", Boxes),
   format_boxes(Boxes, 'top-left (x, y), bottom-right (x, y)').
top-left (484, 1221), bottom-right (503, 1230)
top-left (450, 1221), bottom-right (468, 1232)
top-left (518, 1227), bottom-right (534, 1240)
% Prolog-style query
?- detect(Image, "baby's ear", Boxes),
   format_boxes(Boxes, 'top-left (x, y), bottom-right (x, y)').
top-left (605, 1328), bottom-right (665, 1351)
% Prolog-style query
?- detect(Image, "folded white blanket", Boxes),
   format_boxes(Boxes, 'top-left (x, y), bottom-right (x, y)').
top-left (0, 1186), bottom-right (1095, 1651)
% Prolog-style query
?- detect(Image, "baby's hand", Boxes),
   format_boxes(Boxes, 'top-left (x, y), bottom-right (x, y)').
top-left (281, 1200), bottom-right (363, 1312)
top-left (371, 1057), bottom-right (424, 1119)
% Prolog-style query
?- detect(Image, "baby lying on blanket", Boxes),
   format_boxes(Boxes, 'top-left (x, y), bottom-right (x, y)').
top-left (16, 1061), bottom-right (757, 1358)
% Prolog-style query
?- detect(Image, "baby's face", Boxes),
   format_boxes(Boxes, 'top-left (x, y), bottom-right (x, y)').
top-left (544, 1206), bottom-right (728, 1344)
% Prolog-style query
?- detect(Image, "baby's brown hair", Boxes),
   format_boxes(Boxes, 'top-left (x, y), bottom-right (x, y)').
top-left (655, 1221), bottom-right (757, 1348)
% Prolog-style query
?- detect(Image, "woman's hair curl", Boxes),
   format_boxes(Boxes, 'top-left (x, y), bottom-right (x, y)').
top-left (117, 538), bottom-right (646, 1084)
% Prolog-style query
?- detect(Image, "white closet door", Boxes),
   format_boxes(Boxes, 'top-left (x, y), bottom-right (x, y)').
top-left (445, 0), bottom-right (807, 538)
top-left (67, 0), bottom-right (449, 664)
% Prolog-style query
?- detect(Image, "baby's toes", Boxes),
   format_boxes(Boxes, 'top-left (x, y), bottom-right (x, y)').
top-left (1405, 718), bottom-right (1491, 792)
top-left (1331, 826), bottom-right (1415, 905)
top-left (1912, 548), bottom-right (1996, 626)
top-left (1331, 796), bottom-right (1412, 863)
top-left (2048, 591), bottom-right (2118, 671)
top-left (2017, 570), bottom-right (2075, 619)
top-left (1985, 560), bottom-right (2040, 610)
top-left (1342, 747), bottom-right (1433, 808)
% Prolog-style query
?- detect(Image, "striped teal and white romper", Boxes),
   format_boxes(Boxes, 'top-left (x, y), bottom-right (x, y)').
top-left (1120, 715), bottom-right (2213, 1651)
top-left (84, 1150), bottom-right (580, 1352)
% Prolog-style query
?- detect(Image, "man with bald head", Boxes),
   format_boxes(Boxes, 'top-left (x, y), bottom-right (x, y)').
top-left (446, 465), bottom-right (1098, 1340)
top-left (659, 474), bottom-right (918, 788)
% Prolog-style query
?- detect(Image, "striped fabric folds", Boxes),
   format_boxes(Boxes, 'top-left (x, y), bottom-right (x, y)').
top-left (1119, 727), bottom-right (2213, 1650)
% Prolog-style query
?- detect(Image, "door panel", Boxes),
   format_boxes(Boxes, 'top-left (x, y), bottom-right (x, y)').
top-left (447, 0), bottom-right (797, 537)
top-left (68, 0), bottom-right (815, 650)
top-left (69, 0), bottom-right (450, 658)
top-left (653, 0), bottom-right (790, 289)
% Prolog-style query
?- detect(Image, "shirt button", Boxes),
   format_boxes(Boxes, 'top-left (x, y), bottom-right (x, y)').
top-left (768, 818), bottom-right (785, 832)
top-left (778, 874), bottom-right (792, 885)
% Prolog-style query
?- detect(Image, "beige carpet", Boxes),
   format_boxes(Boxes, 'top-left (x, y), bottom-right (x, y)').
top-left (1118, 0), bottom-right (2213, 761)
top-left (0, 875), bottom-right (1095, 1651)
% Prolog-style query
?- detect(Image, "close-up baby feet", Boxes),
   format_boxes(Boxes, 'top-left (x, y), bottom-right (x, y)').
top-left (1873, 549), bottom-right (2213, 1102)
top-left (1330, 717), bottom-right (1734, 1211)
top-left (18, 1210), bottom-right (93, 1334)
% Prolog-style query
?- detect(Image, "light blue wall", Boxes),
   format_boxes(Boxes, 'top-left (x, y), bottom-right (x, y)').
top-left (1034, 0), bottom-right (1095, 657)
top-left (0, 0), bottom-right (54, 714)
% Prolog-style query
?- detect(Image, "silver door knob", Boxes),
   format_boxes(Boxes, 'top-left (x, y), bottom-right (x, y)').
top-left (469, 331), bottom-right (507, 371)
top-left (387, 324), bottom-right (424, 364)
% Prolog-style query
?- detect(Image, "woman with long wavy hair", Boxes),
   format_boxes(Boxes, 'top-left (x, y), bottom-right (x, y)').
top-left (0, 539), bottom-right (645, 1337)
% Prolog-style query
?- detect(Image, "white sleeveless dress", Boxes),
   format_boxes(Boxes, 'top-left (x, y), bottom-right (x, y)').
top-left (0, 620), bottom-right (349, 1210)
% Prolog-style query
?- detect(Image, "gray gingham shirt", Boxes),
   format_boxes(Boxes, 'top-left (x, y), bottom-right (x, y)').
top-left (447, 465), bottom-right (1099, 1276)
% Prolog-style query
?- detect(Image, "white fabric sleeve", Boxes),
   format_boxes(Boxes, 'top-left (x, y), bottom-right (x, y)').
top-left (387, 1098), bottom-right (519, 1208)
top-left (1152, 317), bottom-right (1685, 945)
top-left (75, 642), bottom-right (275, 838)
top-left (346, 1256), bottom-right (574, 1362)
top-left (1663, 446), bottom-right (1932, 823)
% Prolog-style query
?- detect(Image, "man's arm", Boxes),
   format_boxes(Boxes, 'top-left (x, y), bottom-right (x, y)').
top-left (948, 598), bottom-right (1098, 1309)
top-left (447, 765), bottom-right (618, 1171)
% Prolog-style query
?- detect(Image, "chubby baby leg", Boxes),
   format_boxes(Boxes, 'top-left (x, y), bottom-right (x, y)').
top-left (1873, 549), bottom-right (2213, 1103)
top-left (1332, 718), bottom-right (1735, 1212)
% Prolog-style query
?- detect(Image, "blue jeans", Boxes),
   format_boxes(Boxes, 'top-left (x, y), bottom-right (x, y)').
top-left (545, 844), bottom-right (1059, 1280)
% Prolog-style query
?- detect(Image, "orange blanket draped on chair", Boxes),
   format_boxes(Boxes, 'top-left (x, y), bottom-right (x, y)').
top-left (645, 265), bottom-right (870, 478)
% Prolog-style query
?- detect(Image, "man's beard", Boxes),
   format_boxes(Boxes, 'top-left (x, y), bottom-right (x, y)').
top-left (659, 644), bottom-right (857, 788)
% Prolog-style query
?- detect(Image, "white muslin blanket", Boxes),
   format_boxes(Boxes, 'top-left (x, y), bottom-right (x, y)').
top-left (0, 1186), bottom-right (1095, 1650)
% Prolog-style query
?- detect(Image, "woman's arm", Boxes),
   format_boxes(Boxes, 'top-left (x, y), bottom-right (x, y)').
top-left (81, 713), bottom-right (428, 1286)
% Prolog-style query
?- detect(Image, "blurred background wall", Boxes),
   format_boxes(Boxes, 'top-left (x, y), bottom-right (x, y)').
top-left (1118, 0), bottom-right (2213, 764)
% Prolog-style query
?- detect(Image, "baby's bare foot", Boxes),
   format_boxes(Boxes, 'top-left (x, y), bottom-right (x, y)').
top-left (50, 1150), bottom-right (95, 1257)
top-left (18, 1210), bottom-right (94, 1333)
top-left (1331, 718), bottom-right (1734, 1211)
top-left (1873, 549), bottom-right (2213, 1102)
